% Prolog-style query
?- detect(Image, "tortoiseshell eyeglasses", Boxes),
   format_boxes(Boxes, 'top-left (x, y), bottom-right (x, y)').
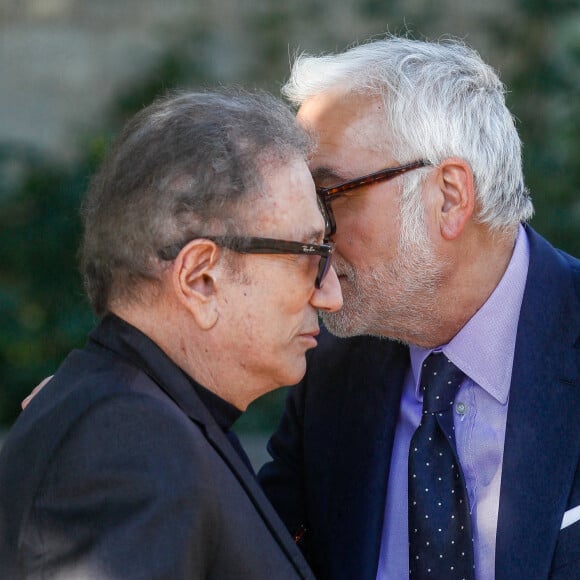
top-left (315, 160), bottom-right (430, 236)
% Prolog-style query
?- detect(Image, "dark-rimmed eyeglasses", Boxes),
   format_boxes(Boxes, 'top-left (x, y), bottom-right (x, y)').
top-left (316, 160), bottom-right (430, 236)
top-left (158, 235), bottom-right (334, 289)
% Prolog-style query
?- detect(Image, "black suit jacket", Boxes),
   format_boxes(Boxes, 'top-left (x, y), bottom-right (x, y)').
top-left (259, 227), bottom-right (580, 579)
top-left (0, 316), bottom-right (314, 579)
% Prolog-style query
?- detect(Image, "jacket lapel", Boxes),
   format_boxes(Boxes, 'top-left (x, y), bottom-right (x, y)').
top-left (156, 378), bottom-right (314, 579)
top-left (496, 228), bottom-right (580, 579)
top-left (199, 419), bottom-right (315, 579)
top-left (325, 338), bottom-right (409, 580)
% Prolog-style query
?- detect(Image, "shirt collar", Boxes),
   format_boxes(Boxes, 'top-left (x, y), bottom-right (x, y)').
top-left (410, 224), bottom-right (530, 404)
top-left (189, 380), bottom-right (242, 432)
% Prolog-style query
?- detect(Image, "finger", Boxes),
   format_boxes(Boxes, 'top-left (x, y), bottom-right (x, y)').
top-left (21, 375), bottom-right (53, 410)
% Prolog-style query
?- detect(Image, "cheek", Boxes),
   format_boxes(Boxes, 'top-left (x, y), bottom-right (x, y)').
top-left (240, 290), bottom-right (305, 336)
top-left (337, 203), bottom-right (401, 263)
top-left (265, 267), bottom-right (316, 314)
top-left (334, 222), bottom-right (383, 265)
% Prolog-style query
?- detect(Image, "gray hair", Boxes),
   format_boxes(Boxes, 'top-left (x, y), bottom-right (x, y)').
top-left (81, 89), bottom-right (312, 316)
top-left (283, 35), bottom-right (534, 231)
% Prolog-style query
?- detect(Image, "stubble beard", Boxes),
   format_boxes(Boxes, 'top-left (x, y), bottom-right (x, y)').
top-left (321, 188), bottom-right (446, 344)
top-left (321, 244), bottom-right (442, 344)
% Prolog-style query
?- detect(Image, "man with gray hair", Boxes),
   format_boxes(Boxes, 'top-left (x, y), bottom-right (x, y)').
top-left (259, 36), bottom-right (580, 579)
top-left (0, 89), bottom-right (342, 578)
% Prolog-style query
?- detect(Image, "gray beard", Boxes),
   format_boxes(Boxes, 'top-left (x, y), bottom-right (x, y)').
top-left (321, 240), bottom-right (446, 346)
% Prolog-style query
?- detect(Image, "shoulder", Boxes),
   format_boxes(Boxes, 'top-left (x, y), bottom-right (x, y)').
top-left (1, 350), bottom-right (211, 506)
top-left (42, 392), bottom-right (212, 495)
top-left (0, 380), bottom-right (216, 569)
top-left (526, 226), bottom-right (580, 280)
top-left (524, 226), bottom-right (580, 315)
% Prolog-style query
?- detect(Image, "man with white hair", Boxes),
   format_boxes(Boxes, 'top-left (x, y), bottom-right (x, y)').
top-left (259, 36), bottom-right (580, 580)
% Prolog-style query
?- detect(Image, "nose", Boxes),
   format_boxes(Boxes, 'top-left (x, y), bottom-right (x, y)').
top-left (310, 265), bottom-right (343, 312)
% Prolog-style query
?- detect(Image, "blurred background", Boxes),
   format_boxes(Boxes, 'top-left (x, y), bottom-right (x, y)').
top-left (1, 0), bottom-right (579, 465)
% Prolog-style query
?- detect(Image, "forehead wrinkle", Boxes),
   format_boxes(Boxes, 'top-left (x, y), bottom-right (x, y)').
top-left (237, 191), bottom-right (325, 243)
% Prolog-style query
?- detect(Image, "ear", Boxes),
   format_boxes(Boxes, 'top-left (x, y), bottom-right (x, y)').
top-left (171, 240), bottom-right (221, 330)
top-left (436, 157), bottom-right (475, 241)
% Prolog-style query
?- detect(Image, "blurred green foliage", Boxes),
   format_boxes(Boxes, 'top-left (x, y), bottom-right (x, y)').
top-left (495, 5), bottom-right (580, 256)
top-left (1, 4), bottom-right (578, 431)
top-left (0, 49), bottom-right (215, 426)
top-left (0, 152), bottom-right (96, 424)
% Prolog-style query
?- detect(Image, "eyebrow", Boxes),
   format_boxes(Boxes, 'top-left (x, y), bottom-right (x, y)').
top-left (302, 228), bottom-right (326, 244)
top-left (310, 166), bottom-right (350, 183)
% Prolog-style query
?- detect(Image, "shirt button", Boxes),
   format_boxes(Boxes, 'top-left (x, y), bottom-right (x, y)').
top-left (455, 401), bottom-right (467, 415)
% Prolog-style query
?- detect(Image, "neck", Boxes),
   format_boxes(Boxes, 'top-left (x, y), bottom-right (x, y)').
top-left (409, 225), bottom-right (517, 348)
top-left (110, 302), bottom-right (250, 411)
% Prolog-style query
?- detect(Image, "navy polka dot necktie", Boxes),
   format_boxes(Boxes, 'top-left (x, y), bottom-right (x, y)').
top-left (408, 352), bottom-right (474, 579)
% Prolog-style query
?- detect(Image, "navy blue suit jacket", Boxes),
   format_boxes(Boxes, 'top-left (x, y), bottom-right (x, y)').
top-left (0, 316), bottom-right (314, 579)
top-left (259, 227), bottom-right (580, 579)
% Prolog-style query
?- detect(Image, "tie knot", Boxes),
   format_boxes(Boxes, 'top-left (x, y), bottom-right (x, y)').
top-left (420, 352), bottom-right (464, 413)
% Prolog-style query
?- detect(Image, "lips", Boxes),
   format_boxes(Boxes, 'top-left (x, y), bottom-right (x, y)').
top-left (301, 327), bottom-right (320, 338)
top-left (298, 326), bottom-right (320, 349)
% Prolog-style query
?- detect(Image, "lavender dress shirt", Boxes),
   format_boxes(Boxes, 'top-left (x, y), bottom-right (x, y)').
top-left (376, 225), bottom-right (530, 580)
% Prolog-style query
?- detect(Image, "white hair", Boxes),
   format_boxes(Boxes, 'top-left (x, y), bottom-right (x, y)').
top-left (283, 36), bottom-right (534, 231)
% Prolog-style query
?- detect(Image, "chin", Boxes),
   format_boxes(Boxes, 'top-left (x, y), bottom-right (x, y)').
top-left (283, 359), bottom-right (308, 387)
